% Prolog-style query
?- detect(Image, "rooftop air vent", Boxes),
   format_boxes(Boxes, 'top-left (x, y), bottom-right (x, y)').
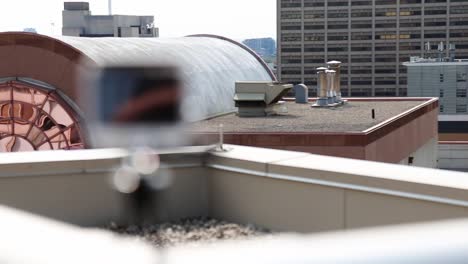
top-left (234, 81), bottom-right (292, 117)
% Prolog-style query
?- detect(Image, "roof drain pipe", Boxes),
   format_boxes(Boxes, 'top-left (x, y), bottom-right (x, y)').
top-left (313, 67), bottom-right (328, 107)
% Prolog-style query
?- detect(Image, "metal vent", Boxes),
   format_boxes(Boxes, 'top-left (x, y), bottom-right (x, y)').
top-left (234, 82), bottom-right (292, 117)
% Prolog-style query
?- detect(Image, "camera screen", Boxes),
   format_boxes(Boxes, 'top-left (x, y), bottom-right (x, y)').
top-left (96, 66), bottom-right (182, 125)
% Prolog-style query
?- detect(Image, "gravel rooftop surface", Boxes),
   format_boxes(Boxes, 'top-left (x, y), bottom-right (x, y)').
top-left (106, 218), bottom-right (270, 248)
top-left (191, 101), bottom-right (422, 133)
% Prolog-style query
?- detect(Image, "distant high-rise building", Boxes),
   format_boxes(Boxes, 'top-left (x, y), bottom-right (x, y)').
top-left (277, 0), bottom-right (468, 97)
top-left (243, 38), bottom-right (276, 57)
top-left (404, 55), bottom-right (468, 142)
top-left (62, 2), bottom-right (158, 38)
top-left (405, 56), bottom-right (468, 115)
top-left (23, 28), bottom-right (37, 33)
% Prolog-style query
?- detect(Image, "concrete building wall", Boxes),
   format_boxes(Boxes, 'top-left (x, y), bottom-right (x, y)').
top-left (439, 142), bottom-right (468, 171)
top-left (407, 63), bottom-right (468, 114)
top-left (120, 27), bottom-right (139, 37)
top-left (62, 10), bottom-right (90, 28)
top-left (85, 16), bottom-right (115, 36)
top-left (399, 137), bottom-right (438, 168)
top-left (62, 27), bottom-right (83, 37)
top-left (364, 105), bottom-right (438, 166)
top-left (277, 0), bottom-right (468, 97)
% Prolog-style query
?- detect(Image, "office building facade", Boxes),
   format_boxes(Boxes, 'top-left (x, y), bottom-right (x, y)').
top-left (405, 58), bottom-right (468, 114)
top-left (405, 58), bottom-right (468, 141)
top-left (277, 0), bottom-right (468, 97)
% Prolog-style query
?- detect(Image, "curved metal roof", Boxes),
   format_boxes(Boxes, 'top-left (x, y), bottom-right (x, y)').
top-left (58, 35), bottom-right (275, 120)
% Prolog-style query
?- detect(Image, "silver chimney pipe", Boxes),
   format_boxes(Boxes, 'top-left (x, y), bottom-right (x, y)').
top-left (326, 69), bottom-right (336, 104)
top-left (108, 0), bottom-right (112, 15)
top-left (327, 60), bottom-right (342, 103)
top-left (449, 43), bottom-right (456, 62)
top-left (315, 67), bottom-right (328, 106)
top-left (437, 42), bottom-right (444, 62)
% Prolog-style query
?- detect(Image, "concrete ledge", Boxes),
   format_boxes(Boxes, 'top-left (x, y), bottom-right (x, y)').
top-left (0, 145), bottom-right (467, 232)
top-left (209, 144), bottom-right (468, 204)
top-left (208, 145), bottom-right (468, 231)
top-left (0, 148), bottom-right (128, 177)
top-left (0, 147), bottom-right (208, 226)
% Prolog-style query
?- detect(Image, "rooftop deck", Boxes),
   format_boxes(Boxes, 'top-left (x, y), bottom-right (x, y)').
top-left (192, 101), bottom-right (422, 133)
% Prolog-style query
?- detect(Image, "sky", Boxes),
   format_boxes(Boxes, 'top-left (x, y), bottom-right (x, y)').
top-left (0, 0), bottom-right (276, 40)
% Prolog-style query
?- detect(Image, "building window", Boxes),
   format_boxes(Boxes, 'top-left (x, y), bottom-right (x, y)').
top-left (281, 0), bottom-right (301, 8)
top-left (456, 105), bottom-right (467, 113)
top-left (0, 80), bottom-right (85, 152)
top-left (457, 72), bottom-right (467, 82)
top-left (457, 89), bottom-right (467, 98)
top-left (440, 105), bottom-right (444, 113)
top-left (440, 89), bottom-right (444, 98)
top-left (440, 74), bottom-right (444, 83)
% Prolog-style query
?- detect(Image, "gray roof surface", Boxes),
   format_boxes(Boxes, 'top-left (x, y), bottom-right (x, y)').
top-left (191, 101), bottom-right (422, 133)
top-left (58, 35), bottom-right (274, 120)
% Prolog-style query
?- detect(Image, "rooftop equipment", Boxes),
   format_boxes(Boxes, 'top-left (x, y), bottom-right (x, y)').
top-left (449, 43), bottom-right (456, 62)
top-left (437, 41), bottom-right (445, 62)
top-left (234, 81), bottom-right (292, 117)
top-left (313, 67), bottom-right (328, 107)
top-left (326, 69), bottom-right (336, 104)
top-left (327, 60), bottom-right (343, 104)
top-left (294, 84), bottom-right (308, 104)
top-left (425, 42), bottom-right (432, 58)
top-left (313, 61), bottom-right (346, 108)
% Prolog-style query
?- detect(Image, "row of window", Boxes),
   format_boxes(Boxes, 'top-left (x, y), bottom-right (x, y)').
top-left (281, 7), bottom-right (466, 20)
top-left (281, 22), bottom-right (468, 31)
top-left (281, 32), bottom-right (460, 42)
top-left (439, 89), bottom-right (468, 98)
top-left (281, 56), bottom-right (419, 64)
top-left (440, 105), bottom-right (468, 113)
top-left (283, 46), bottom-right (421, 53)
top-left (280, 0), bottom-right (458, 8)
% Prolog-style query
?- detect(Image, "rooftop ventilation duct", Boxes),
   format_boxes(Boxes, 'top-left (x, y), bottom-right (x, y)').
top-left (313, 61), bottom-right (346, 108)
top-left (327, 60), bottom-right (342, 104)
top-left (326, 69), bottom-right (336, 104)
top-left (449, 43), bottom-right (456, 62)
top-left (234, 81), bottom-right (292, 117)
top-left (313, 67), bottom-right (329, 107)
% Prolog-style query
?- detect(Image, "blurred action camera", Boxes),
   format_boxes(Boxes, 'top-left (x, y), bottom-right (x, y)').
top-left (81, 64), bottom-right (191, 149)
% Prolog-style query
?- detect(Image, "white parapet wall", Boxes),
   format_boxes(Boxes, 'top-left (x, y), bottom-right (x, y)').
top-left (0, 145), bottom-right (468, 232)
top-left (207, 145), bottom-right (468, 232)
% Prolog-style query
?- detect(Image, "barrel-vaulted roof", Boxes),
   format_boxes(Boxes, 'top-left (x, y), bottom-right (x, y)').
top-left (0, 32), bottom-right (274, 119)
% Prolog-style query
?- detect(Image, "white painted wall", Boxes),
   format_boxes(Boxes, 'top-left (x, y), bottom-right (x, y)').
top-left (399, 137), bottom-right (438, 168)
top-left (439, 143), bottom-right (468, 171)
